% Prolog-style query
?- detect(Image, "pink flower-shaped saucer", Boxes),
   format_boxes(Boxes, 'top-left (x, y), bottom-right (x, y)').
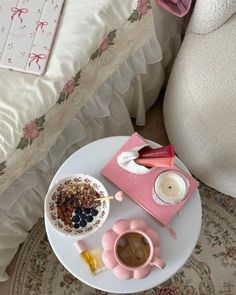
top-left (102, 218), bottom-right (165, 280)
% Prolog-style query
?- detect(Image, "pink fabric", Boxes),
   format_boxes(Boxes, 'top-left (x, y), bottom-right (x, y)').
top-left (156, 0), bottom-right (192, 17)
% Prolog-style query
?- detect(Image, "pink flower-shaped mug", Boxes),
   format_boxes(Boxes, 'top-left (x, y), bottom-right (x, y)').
top-left (102, 218), bottom-right (165, 280)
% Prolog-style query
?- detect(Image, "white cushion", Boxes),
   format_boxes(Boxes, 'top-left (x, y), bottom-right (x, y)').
top-left (164, 14), bottom-right (236, 198)
top-left (188, 0), bottom-right (236, 34)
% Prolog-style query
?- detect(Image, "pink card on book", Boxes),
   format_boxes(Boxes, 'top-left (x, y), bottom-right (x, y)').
top-left (0, 0), bottom-right (64, 75)
top-left (101, 133), bottom-right (199, 226)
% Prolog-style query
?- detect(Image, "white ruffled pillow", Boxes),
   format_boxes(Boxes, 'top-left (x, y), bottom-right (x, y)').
top-left (188, 0), bottom-right (236, 34)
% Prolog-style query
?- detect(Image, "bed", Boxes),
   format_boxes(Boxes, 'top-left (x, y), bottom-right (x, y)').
top-left (0, 0), bottom-right (183, 281)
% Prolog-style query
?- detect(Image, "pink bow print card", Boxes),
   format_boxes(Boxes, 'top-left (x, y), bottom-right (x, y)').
top-left (0, 0), bottom-right (64, 75)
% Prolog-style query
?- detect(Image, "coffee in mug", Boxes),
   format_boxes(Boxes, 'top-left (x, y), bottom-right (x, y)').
top-left (116, 232), bottom-right (150, 267)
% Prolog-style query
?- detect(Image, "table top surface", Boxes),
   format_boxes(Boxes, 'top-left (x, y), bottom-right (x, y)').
top-left (45, 136), bottom-right (202, 294)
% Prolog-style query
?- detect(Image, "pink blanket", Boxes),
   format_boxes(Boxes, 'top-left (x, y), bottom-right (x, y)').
top-left (156, 0), bottom-right (192, 17)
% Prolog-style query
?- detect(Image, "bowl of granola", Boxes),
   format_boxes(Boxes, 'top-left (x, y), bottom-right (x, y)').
top-left (44, 174), bottom-right (110, 238)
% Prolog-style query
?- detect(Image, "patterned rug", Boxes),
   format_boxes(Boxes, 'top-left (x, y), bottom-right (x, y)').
top-left (9, 183), bottom-right (236, 295)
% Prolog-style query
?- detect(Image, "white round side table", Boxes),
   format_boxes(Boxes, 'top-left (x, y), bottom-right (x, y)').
top-left (45, 136), bottom-right (202, 294)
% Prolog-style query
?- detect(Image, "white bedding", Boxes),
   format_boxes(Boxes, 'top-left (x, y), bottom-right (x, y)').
top-left (0, 0), bottom-right (161, 195)
top-left (0, 0), bottom-right (183, 281)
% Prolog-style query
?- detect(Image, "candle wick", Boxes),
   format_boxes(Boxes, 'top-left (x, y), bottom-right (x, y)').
top-left (168, 186), bottom-right (172, 189)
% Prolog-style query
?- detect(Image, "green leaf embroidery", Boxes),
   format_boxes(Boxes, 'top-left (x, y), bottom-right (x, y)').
top-left (90, 30), bottom-right (117, 61)
top-left (17, 137), bottom-right (29, 150)
top-left (65, 93), bottom-right (70, 101)
top-left (35, 115), bottom-right (46, 127)
top-left (91, 49), bottom-right (100, 61)
top-left (128, 1), bottom-right (152, 23)
top-left (57, 92), bottom-right (66, 104)
top-left (108, 30), bottom-right (116, 39)
top-left (128, 10), bottom-right (139, 22)
top-left (74, 70), bottom-right (81, 83)
top-left (0, 161), bottom-right (6, 175)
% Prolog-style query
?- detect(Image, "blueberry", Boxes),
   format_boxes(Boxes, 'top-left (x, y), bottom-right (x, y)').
top-left (91, 209), bottom-right (98, 216)
top-left (86, 215), bottom-right (93, 222)
top-left (79, 214), bottom-right (86, 220)
top-left (75, 207), bottom-right (82, 215)
top-left (83, 208), bottom-right (91, 214)
top-left (80, 220), bottom-right (87, 227)
top-left (74, 223), bottom-right (80, 229)
top-left (72, 215), bottom-right (80, 223)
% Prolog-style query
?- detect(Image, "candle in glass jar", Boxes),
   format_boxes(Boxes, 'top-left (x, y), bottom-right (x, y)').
top-left (154, 171), bottom-right (188, 205)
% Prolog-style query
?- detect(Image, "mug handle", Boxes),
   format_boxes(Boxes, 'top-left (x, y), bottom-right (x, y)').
top-left (150, 257), bottom-right (166, 269)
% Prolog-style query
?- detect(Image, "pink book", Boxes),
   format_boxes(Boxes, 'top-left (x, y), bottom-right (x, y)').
top-left (101, 133), bottom-right (199, 226)
top-left (0, 0), bottom-right (64, 75)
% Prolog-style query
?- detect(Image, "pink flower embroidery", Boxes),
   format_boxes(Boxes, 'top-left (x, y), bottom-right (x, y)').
top-left (90, 30), bottom-right (116, 61)
top-left (17, 115), bottom-right (45, 150)
top-left (137, 0), bottom-right (149, 16)
top-left (63, 78), bottom-right (75, 94)
top-left (23, 121), bottom-right (39, 140)
top-left (156, 286), bottom-right (179, 295)
top-left (99, 37), bottom-right (109, 52)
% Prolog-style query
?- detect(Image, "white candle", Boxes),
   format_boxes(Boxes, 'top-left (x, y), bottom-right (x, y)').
top-left (154, 171), bottom-right (188, 205)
